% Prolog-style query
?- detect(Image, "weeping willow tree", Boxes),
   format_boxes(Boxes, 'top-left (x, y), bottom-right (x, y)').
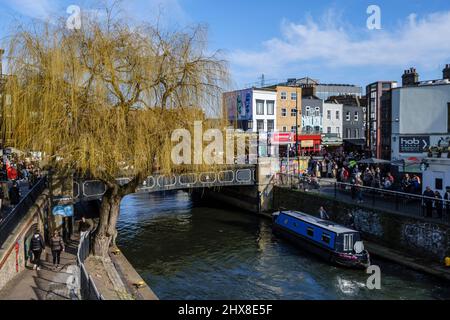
top-left (2, 9), bottom-right (229, 257)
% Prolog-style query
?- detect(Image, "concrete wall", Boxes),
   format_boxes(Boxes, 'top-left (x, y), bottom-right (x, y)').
top-left (196, 157), bottom-right (278, 214)
top-left (0, 190), bottom-right (50, 290)
top-left (273, 187), bottom-right (450, 262)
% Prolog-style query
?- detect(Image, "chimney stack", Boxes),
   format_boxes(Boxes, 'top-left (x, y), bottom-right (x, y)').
top-left (443, 64), bottom-right (450, 80)
top-left (402, 67), bottom-right (419, 87)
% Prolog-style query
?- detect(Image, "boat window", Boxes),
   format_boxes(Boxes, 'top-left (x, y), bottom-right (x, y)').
top-left (293, 222), bottom-right (298, 227)
top-left (284, 219), bottom-right (289, 225)
top-left (322, 233), bottom-right (331, 244)
top-left (343, 234), bottom-right (354, 251)
top-left (307, 227), bottom-right (314, 237)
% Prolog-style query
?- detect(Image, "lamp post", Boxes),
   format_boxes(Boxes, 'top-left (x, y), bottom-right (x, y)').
top-left (295, 87), bottom-right (300, 175)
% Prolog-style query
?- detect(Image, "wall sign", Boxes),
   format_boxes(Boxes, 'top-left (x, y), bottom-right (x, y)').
top-left (399, 136), bottom-right (429, 153)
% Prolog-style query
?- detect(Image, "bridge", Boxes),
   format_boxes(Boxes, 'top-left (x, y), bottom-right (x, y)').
top-left (73, 165), bottom-right (257, 202)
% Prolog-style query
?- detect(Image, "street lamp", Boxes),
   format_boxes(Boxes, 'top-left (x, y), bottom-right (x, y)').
top-left (295, 87), bottom-right (300, 175)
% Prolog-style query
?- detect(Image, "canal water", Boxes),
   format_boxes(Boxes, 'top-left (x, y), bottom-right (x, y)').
top-left (117, 191), bottom-right (450, 300)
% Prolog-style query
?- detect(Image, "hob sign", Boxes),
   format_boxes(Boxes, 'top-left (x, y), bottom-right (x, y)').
top-left (399, 136), bottom-right (429, 153)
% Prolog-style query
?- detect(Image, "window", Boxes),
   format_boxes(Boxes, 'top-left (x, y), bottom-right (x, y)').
top-left (336, 127), bottom-right (340, 137)
top-left (305, 107), bottom-right (310, 117)
top-left (346, 112), bottom-right (351, 121)
top-left (327, 110), bottom-right (331, 120)
top-left (436, 178), bottom-right (443, 190)
top-left (282, 126), bottom-right (287, 132)
top-left (448, 103), bottom-right (450, 133)
top-left (322, 233), bottom-right (331, 244)
top-left (343, 234), bottom-right (354, 251)
top-left (305, 126), bottom-right (312, 133)
top-left (281, 108), bottom-right (287, 117)
top-left (291, 109), bottom-right (297, 117)
top-left (291, 126), bottom-right (297, 133)
top-left (314, 126), bottom-right (321, 133)
top-left (248, 121), bottom-right (253, 129)
top-left (346, 128), bottom-right (351, 138)
top-left (267, 100), bottom-right (275, 115)
top-left (257, 120), bottom-right (264, 132)
top-left (354, 111), bottom-right (359, 121)
top-left (354, 129), bottom-right (359, 138)
top-left (256, 100), bottom-right (264, 115)
top-left (281, 92), bottom-right (287, 100)
top-left (267, 120), bottom-right (274, 132)
top-left (336, 111), bottom-right (340, 120)
top-left (291, 92), bottom-right (297, 101)
top-left (315, 107), bottom-right (320, 116)
top-left (327, 127), bottom-right (331, 134)
top-left (307, 227), bottom-right (314, 237)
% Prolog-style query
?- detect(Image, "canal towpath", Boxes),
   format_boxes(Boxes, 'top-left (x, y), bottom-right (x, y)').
top-left (0, 237), bottom-right (80, 300)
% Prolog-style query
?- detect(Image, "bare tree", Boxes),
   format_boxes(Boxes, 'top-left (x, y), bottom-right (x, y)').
top-left (2, 8), bottom-right (228, 257)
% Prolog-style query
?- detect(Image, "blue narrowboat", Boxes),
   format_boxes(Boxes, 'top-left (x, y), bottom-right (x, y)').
top-left (272, 210), bottom-right (370, 269)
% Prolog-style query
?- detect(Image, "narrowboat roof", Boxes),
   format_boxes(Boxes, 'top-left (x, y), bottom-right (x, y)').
top-left (275, 210), bottom-right (358, 234)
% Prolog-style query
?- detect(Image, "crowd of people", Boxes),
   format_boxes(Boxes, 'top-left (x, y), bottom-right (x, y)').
top-left (0, 154), bottom-right (42, 222)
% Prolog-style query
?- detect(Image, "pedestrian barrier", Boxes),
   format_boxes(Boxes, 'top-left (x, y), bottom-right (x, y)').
top-left (275, 174), bottom-right (450, 224)
top-left (0, 176), bottom-right (47, 248)
top-left (77, 231), bottom-right (104, 300)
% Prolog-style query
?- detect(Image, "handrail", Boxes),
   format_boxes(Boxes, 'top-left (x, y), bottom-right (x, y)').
top-left (77, 231), bottom-right (104, 300)
top-left (335, 181), bottom-right (450, 204)
top-left (0, 176), bottom-right (47, 247)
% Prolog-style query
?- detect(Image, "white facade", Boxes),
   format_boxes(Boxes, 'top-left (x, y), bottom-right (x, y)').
top-left (322, 102), bottom-right (343, 137)
top-left (391, 83), bottom-right (450, 167)
top-left (251, 89), bottom-right (277, 133)
top-left (422, 158), bottom-right (450, 196)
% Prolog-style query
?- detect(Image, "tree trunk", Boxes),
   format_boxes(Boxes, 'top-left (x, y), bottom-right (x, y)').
top-left (92, 185), bottom-right (122, 258)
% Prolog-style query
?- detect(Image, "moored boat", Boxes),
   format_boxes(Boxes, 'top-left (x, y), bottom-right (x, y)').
top-left (272, 210), bottom-right (370, 269)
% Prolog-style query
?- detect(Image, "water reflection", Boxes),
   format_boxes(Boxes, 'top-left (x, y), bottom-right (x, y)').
top-left (117, 191), bottom-right (450, 300)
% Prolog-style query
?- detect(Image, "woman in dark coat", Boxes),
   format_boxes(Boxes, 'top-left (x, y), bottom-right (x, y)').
top-left (9, 181), bottom-right (21, 206)
top-left (50, 230), bottom-right (65, 269)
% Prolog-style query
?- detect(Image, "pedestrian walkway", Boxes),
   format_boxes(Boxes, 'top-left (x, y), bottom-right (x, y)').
top-left (0, 237), bottom-right (80, 300)
top-left (366, 241), bottom-right (450, 282)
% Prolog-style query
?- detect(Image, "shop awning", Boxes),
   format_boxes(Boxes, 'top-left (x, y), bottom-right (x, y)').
top-left (344, 139), bottom-right (366, 146)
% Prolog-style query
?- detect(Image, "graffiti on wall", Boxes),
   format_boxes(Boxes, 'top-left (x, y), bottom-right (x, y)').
top-left (402, 223), bottom-right (448, 259)
top-left (353, 209), bottom-right (384, 238)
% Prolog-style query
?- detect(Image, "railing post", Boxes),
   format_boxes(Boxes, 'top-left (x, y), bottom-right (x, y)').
top-left (395, 193), bottom-right (399, 211)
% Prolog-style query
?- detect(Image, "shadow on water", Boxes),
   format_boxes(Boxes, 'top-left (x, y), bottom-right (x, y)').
top-left (116, 191), bottom-right (450, 300)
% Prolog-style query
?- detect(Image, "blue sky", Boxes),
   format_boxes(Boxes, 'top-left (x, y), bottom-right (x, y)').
top-left (1, 0), bottom-right (450, 92)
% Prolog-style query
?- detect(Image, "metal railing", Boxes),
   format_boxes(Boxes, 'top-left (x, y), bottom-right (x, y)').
top-left (333, 182), bottom-right (450, 223)
top-left (77, 231), bottom-right (104, 300)
top-left (0, 176), bottom-right (47, 248)
top-left (275, 174), bottom-right (450, 224)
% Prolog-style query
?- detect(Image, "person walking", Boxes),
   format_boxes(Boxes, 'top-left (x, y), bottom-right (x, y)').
top-left (9, 181), bottom-right (21, 206)
top-left (319, 206), bottom-right (330, 220)
top-left (30, 230), bottom-right (45, 270)
top-left (444, 187), bottom-right (450, 219)
top-left (434, 191), bottom-right (443, 219)
top-left (50, 230), bottom-right (65, 269)
top-left (423, 186), bottom-right (435, 218)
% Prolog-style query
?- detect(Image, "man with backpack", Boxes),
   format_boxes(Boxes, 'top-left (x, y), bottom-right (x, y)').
top-left (30, 230), bottom-right (45, 270)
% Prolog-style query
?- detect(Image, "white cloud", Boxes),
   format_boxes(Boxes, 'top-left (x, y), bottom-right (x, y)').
top-left (2, 0), bottom-right (59, 20)
top-left (229, 11), bottom-right (450, 80)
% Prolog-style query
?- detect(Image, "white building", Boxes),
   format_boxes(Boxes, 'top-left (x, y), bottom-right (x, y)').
top-left (322, 102), bottom-right (343, 137)
top-left (223, 88), bottom-right (277, 133)
top-left (252, 89), bottom-right (277, 133)
top-left (391, 65), bottom-right (450, 193)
